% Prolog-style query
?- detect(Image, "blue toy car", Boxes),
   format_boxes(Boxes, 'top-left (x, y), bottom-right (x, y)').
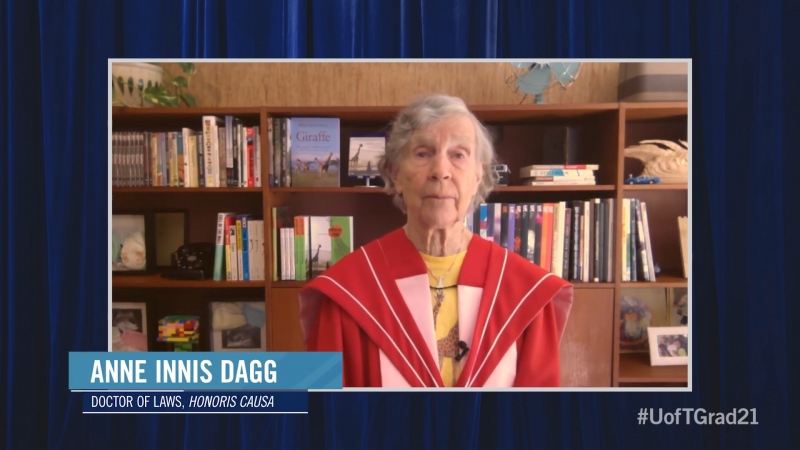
top-left (626, 175), bottom-right (661, 185)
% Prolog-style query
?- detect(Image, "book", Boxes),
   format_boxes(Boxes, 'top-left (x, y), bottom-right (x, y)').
top-left (202, 116), bottom-right (224, 187)
top-left (271, 207), bottom-right (291, 281)
top-left (307, 216), bottom-right (353, 279)
top-left (679, 216), bottom-right (688, 278)
top-left (214, 213), bottom-right (236, 281)
top-left (290, 118), bottom-right (340, 187)
top-left (294, 217), bottom-right (310, 281)
top-left (520, 164), bottom-right (599, 172)
top-left (541, 126), bottom-right (580, 165)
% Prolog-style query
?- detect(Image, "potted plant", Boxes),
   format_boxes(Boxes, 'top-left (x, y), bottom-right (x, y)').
top-left (111, 63), bottom-right (197, 108)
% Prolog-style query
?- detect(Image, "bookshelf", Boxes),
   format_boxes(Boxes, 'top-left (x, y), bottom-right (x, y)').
top-left (111, 101), bottom-right (688, 387)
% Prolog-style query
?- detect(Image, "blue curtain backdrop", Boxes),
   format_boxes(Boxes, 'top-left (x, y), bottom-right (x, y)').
top-left (1, 0), bottom-right (797, 448)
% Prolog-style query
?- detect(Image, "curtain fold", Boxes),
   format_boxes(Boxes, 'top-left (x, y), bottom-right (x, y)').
top-left (1, 0), bottom-right (796, 448)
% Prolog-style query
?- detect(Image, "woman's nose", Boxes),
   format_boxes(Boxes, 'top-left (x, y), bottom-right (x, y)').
top-left (429, 151), bottom-right (452, 180)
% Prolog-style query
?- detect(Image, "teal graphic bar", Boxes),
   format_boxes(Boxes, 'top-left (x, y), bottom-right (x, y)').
top-left (69, 352), bottom-right (342, 390)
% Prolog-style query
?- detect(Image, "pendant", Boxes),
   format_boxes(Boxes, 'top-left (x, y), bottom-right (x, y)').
top-left (434, 277), bottom-right (445, 304)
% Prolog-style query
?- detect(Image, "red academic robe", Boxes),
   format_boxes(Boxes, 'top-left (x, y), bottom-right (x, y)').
top-left (298, 228), bottom-right (573, 388)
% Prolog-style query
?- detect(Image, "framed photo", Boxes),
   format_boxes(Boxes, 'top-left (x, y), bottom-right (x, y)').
top-left (347, 135), bottom-right (385, 178)
top-left (111, 302), bottom-right (148, 352)
top-left (647, 326), bottom-right (688, 366)
top-left (210, 301), bottom-right (267, 352)
top-left (154, 211), bottom-right (188, 268)
top-left (619, 288), bottom-right (669, 353)
top-left (668, 287), bottom-right (688, 326)
top-left (112, 213), bottom-right (154, 275)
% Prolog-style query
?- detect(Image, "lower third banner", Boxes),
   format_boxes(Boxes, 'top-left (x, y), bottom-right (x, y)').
top-left (82, 391), bottom-right (308, 414)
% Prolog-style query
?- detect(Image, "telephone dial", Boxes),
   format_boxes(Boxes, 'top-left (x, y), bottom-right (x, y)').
top-left (160, 243), bottom-right (216, 280)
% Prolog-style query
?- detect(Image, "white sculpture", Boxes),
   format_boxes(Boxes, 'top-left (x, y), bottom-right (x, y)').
top-left (624, 139), bottom-right (688, 184)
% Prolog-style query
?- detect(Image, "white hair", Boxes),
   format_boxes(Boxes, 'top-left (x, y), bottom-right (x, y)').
top-left (377, 94), bottom-right (498, 213)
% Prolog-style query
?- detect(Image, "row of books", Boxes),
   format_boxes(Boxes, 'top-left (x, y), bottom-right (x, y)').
top-left (271, 207), bottom-right (354, 281)
top-left (269, 117), bottom-right (341, 188)
top-left (621, 198), bottom-right (657, 282)
top-left (466, 200), bottom-right (615, 282)
top-left (212, 213), bottom-right (266, 281)
top-left (517, 164), bottom-right (599, 186)
top-left (111, 115), bottom-right (262, 188)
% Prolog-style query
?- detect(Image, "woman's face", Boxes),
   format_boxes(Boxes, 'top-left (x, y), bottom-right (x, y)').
top-left (392, 115), bottom-right (482, 230)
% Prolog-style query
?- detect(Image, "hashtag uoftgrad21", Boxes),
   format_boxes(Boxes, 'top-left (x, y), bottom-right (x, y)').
top-left (638, 408), bottom-right (759, 425)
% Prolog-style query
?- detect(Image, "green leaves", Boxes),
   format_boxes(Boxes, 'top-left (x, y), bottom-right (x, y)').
top-left (144, 85), bottom-right (180, 107)
top-left (172, 76), bottom-right (189, 88)
top-left (179, 63), bottom-right (196, 75)
top-left (139, 63), bottom-right (198, 108)
top-left (180, 93), bottom-right (197, 107)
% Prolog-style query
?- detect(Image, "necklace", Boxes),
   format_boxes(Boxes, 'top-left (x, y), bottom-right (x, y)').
top-left (425, 231), bottom-right (465, 300)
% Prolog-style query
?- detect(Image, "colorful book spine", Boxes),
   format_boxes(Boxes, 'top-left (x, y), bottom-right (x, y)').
top-left (294, 217), bottom-right (308, 281)
top-left (241, 215), bottom-right (251, 281)
top-left (330, 216), bottom-right (354, 265)
top-left (229, 225), bottom-right (239, 281)
top-left (213, 213), bottom-right (236, 281)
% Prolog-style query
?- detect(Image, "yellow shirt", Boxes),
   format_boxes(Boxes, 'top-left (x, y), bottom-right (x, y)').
top-left (420, 250), bottom-right (467, 387)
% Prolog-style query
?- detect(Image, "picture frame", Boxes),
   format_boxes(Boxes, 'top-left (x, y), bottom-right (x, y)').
top-left (154, 210), bottom-right (189, 268)
top-left (210, 301), bottom-right (267, 352)
top-left (668, 287), bottom-right (688, 326)
top-left (347, 135), bottom-right (386, 180)
top-left (647, 326), bottom-right (688, 366)
top-left (112, 213), bottom-right (155, 275)
top-left (111, 302), bottom-right (148, 352)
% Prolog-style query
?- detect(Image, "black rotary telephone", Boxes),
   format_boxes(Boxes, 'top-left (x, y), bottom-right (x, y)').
top-left (161, 243), bottom-right (216, 280)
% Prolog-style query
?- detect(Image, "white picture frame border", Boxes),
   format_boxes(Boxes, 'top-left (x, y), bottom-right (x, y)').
top-left (111, 301), bottom-right (148, 351)
top-left (647, 326), bottom-right (688, 366)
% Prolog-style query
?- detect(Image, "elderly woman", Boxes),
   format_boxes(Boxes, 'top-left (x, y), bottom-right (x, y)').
top-left (299, 94), bottom-right (573, 388)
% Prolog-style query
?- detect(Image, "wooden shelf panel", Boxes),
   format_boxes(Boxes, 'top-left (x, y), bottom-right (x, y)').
top-left (621, 270), bottom-right (687, 288)
top-left (623, 183), bottom-right (687, 191)
top-left (270, 185), bottom-right (616, 195)
top-left (622, 102), bottom-right (688, 121)
top-left (113, 273), bottom-right (266, 288)
top-left (270, 187), bottom-right (386, 194)
top-left (264, 104), bottom-right (619, 123)
top-left (571, 282), bottom-right (615, 289)
top-left (273, 281), bottom-right (306, 288)
top-left (113, 187), bottom-right (262, 194)
top-left (494, 185), bottom-right (615, 192)
top-left (112, 106), bottom-right (262, 117)
top-left (618, 352), bottom-right (687, 384)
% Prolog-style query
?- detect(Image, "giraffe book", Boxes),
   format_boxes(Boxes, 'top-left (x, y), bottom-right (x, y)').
top-left (288, 117), bottom-right (340, 187)
top-left (307, 216), bottom-right (353, 279)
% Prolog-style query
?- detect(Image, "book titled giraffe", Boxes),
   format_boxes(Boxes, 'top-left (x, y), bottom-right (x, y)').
top-left (289, 117), bottom-right (341, 187)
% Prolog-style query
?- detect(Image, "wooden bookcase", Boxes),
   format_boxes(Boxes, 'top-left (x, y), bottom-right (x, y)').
top-left (111, 102), bottom-right (688, 387)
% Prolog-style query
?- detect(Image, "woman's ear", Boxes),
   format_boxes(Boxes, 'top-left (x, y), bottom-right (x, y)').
top-left (389, 165), bottom-right (402, 194)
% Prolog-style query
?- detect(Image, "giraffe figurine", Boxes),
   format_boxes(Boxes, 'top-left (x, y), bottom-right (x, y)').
top-left (349, 144), bottom-right (362, 173)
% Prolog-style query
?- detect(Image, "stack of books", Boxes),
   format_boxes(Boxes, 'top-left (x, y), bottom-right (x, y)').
top-left (464, 200), bottom-right (614, 283)
top-left (621, 199), bottom-right (657, 282)
top-left (213, 213), bottom-right (266, 282)
top-left (111, 114), bottom-right (262, 188)
top-left (518, 164), bottom-right (599, 186)
top-left (271, 207), bottom-right (354, 281)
